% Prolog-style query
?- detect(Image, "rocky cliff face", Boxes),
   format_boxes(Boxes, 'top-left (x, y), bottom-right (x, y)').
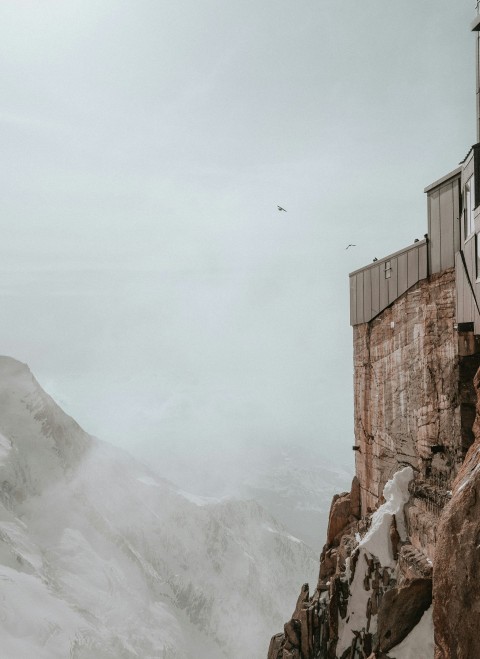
top-left (268, 470), bottom-right (434, 659)
top-left (433, 366), bottom-right (480, 659)
top-left (268, 270), bottom-right (480, 658)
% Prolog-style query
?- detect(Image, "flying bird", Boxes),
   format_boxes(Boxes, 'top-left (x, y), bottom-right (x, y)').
top-left (277, 205), bottom-right (287, 212)
top-left (345, 244), bottom-right (356, 250)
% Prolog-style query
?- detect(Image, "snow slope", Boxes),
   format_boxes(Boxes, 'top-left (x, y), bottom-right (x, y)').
top-left (0, 357), bottom-right (318, 658)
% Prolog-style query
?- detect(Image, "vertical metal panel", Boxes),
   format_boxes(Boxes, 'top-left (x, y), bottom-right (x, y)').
top-left (475, 314), bottom-right (480, 336)
top-left (379, 264), bottom-right (389, 311)
top-left (464, 238), bottom-right (477, 325)
top-left (453, 179), bottom-right (461, 253)
top-left (429, 189), bottom-right (441, 274)
top-left (371, 265), bottom-right (380, 319)
top-left (349, 240), bottom-right (428, 326)
top-left (363, 268), bottom-right (372, 323)
top-left (418, 243), bottom-right (428, 280)
top-left (455, 252), bottom-right (464, 322)
top-left (350, 275), bottom-right (357, 325)
top-left (397, 252), bottom-right (408, 297)
top-left (407, 247), bottom-right (419, 287)
top-left (475, 277), bottom-right (480, 327)
top-left (474, 301), bottom-right (480, 336)
top-left (356, 271), bottom-right (364, 325)
top-left (388, 256), bottom-right (398, 304)
top-left (467, 237), bottom-right (476, 283)
top-left (469, 242), bottom-right (476, 321)
top-left (440, 183), bottom-right (455, 270)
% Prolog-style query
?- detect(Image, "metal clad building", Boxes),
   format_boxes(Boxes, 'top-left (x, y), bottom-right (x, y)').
top-left (349, 242), bottom-right (427, 326)
top-left (455, 146), bottom-right (480, 333)
top-left (349, 15), bottom-right (480, 334)
top-left (425, 168), bottom-right (461, 275)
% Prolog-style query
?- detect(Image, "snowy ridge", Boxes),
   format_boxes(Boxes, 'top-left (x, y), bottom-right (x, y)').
top-left (335, 467), bottom-right (433, 658)
top-left (0, 357), bottom-right (318, 658)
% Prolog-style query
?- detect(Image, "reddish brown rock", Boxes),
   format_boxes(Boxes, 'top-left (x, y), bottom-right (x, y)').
top-left (376, 578), bottom-right (432, 652)
top-left (352, 268), bottom-right (480, 561)
top-left (326, 478), bottom-right (361, 547)
top-left (268, 634), bottom-right (284, 659)
top-left (326, 491), bottom-right (351, 546)
top-left (389, 514), bottom-right (400, 561)
top-left (350, 476), bottom-right (361, 519)
top-left (433, 368), bottom-right (480, 659)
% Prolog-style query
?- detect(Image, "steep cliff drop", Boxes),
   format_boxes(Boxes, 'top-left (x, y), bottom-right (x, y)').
top-left (433, 366), bottom-right (480, 659)
top-left (268, 466), bottom-right (436, 659)
top-left (267, 365), bottom-right (480, 659)
top-left (266, 265), bottom-right (480, 659)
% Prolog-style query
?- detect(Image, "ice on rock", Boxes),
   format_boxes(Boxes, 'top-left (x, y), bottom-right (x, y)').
top-left (388, 606), bottom-right (434, 659)
top-left (337, 467), bottom-right (414, 655)
top-left (359, 466), bottom-right (413, 567)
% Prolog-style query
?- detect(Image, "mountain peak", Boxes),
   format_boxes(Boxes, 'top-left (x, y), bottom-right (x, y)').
top-left (0, 356), bottom-right (92, 501)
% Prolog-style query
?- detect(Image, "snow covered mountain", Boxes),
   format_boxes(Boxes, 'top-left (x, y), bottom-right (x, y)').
top-left (239, 449), bottom-right (351, 551)
top-left (0, 356), bottom-right (318, 658)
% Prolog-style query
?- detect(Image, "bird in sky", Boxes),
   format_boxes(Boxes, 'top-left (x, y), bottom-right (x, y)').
top-left (345, 244), bottom-right (356, 250)
top-left (277, 205), bottom-right (287, 212)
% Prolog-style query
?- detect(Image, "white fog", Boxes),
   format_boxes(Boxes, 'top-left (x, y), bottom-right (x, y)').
top-left (0, 0), bottom-right (476, 656)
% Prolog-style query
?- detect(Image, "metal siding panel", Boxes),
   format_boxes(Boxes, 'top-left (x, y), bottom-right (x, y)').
top-left (440, 184), bottom-right (455, 270)
top-left (474, 300), bottom-right (480, 336)
top-left (363, 268), bottom-right (372, 323)
top-left (469, 248), bottom-right (475, 321)
top-left (466, 239), bottom-right (476, 323)
top-left (475, 279), bottom-right (480, 326)
top-left (455, 252), bottom-right (463, 322)
top-left (388, 256), bottom-right (398, 304)
top-left (467, 237), bottom-right (476, 283)
top-left (407, 248), bottom-right (419, 287)
top-left (463, 158), bottom-right (474, 183)
top-left (356, 271), bottom-right (364, 325)
top-left (419, 243), bottom-right (428, 280)
top-left (397, 253), bottom-right (408, 296)
top-left (475, 315), bottom-right (480, 335)
top-left (350, 275), bottom-right (357, 325)
top-left (379, 265), bottom-right (389, 311)
top-left (453, 179), bottom-right (461, 252)
top-left (429, 189), bottom-right (441, 274)
top-left (371, 266), bottom-right (380, 318)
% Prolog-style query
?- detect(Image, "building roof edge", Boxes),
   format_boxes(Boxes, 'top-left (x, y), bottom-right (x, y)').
top-left (424, 166), bottom-right (463, 194)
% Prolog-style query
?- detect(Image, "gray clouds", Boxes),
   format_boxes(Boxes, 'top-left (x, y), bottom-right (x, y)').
top-left (0, 0), bottom-right (476, 488)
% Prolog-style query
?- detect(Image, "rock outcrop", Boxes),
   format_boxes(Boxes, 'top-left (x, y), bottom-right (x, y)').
top-left (433, 367), bottom-right (480, 659)
top-left (267, 271), bottom-right (480, 659)
top-left (268, 467), bottom-right (436, 659)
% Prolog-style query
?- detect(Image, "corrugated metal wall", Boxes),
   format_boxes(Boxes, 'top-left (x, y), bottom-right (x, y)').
top-left (455, 248), bottom-right (480, 331)
top-left (427, 174), bottom-right (461, 274)
top-left (349, 241), bottom-right (428, 326)
top-left (455, 151), bottom-right (480, 332)
top-left (428, 176), bottom-right (460, 274)
top-left (349, 169), bottom-right (462, 327)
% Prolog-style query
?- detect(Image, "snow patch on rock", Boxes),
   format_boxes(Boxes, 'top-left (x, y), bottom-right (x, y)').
top-left (389, 606), bottom-right (434, 659)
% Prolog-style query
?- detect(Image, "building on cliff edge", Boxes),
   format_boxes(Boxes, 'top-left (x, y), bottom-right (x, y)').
top-left (348, 14), bottom-right (480, 559)
top-left (268, 7), bottom-right (480, 659)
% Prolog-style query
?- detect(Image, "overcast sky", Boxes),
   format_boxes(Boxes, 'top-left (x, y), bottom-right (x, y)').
top-left (0, 0), bottom-right (477, 492)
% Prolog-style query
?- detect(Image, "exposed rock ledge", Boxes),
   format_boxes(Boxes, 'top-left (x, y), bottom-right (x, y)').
top-left (268, 468), bottom-right (435, 659)
top-left (433, 367), bottom-right (480, 659)
top-left (268, 425), bottom-right (480, 659)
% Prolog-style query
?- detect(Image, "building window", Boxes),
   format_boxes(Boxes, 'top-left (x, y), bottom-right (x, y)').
top-left (465, 175), bottom-right (475, 239)
top-left (384, 260), bottom-right (392, 279)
